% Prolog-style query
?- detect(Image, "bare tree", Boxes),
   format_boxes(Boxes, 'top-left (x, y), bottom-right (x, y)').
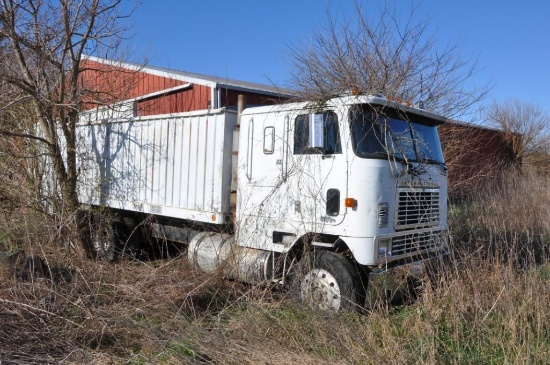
top-left (487, 99), bottom-right (550, 172)
top-left (0, 0), bottom-right (139, 256)
top-left (286, 1), bottom-right (489, 119)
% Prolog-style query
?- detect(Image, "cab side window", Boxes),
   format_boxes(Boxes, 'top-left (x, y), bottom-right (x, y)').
top-left (293, 111), bottom-right (341, 155)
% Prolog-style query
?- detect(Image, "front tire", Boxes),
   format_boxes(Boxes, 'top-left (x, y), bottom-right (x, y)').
top-left (300, 251), bottom-right (366, 311)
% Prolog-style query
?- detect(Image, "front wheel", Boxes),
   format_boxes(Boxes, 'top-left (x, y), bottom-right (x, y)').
top-left (299, 251), bottom-right (366, 311)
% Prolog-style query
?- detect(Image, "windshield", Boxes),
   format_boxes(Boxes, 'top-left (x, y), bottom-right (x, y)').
top-left (349, 105), bottom-right (445, 164)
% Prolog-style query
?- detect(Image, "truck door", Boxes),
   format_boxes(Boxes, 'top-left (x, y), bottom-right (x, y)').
top-left (236, 111), bottom-right (287, 251)
top-left (286, 110), bottom-right (347, 229)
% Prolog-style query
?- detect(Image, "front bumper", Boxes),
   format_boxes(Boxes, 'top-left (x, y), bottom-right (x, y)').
top-left (375, 227), bottom-right (449, 263)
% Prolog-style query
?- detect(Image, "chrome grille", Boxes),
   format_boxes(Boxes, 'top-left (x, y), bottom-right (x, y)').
top-left (391, 230), bottom-right (444, 257)
top-left (396, 188), bottom-right (440, 229)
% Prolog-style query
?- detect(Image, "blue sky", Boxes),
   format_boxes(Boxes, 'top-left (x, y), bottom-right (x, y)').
top-left (121, 0), bottom-right (550, 120)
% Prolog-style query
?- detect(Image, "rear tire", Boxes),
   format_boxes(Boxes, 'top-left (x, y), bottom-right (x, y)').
top-left (91, 214), bottom-right (116, 261)
top-left (115, 215), bottom-right (145, 259)
top-left (299, 251), bottom-right (366, 311)
top-left (91, 212), bottom-right (143, 261)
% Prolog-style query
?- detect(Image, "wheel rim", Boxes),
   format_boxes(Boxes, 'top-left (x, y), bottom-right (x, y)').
top-left (93, 226), bottom-right (115, 261)
top-left (301, 268), bottom-right (342, 311)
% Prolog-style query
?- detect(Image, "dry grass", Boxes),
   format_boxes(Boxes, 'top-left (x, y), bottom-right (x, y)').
top-left (450, 169), bottom-right (550, 264)
top-left (0, 170), bottom-right (549, 364)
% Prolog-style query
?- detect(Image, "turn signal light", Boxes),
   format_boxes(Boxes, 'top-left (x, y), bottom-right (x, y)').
top-left (345, 198), bottom-right (357, 208)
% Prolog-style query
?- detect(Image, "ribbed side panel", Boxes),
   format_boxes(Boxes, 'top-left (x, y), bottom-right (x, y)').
top-left (77, 110), bottom-right (236, 224)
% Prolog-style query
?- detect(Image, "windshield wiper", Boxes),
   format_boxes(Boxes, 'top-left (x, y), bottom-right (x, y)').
top-left (417, 158), bottom-right (448, 171)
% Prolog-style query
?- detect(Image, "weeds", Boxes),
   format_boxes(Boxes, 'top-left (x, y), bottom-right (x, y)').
top-left (449, 169), bottom-right (550, 263)
top-left (0, 169), bottom-right (549, 363)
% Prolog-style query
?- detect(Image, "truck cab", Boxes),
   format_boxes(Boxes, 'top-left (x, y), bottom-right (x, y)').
top-left (235, 94), bottom-right (449, 310)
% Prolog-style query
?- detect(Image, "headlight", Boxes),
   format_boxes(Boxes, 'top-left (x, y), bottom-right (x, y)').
top-left (377, 238), bottom-right (392, 258)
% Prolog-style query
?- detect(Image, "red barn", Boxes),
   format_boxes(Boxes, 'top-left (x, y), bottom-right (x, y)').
top-left (439, 121), bottom-right (515, 197)
top-left (79, 56), bottom-right (515, 197)
top-left (79, 56), bottom-right (292, 115)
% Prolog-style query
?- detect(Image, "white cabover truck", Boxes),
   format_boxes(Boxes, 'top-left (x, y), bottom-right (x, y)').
top-left (77, 93), bottom-right (449, 311)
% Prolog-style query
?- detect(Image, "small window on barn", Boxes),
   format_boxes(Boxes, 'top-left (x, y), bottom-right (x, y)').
top-left (264, 127), bottom-right (275, 154)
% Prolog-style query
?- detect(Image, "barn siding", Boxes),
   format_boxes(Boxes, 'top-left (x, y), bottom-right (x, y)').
top-left (439, 123), bottom-right (515, 196)
top-left (80, 59), bottom-right (187, 108)
top-left (134, 87), bottom-right (287, 116)
top-left (136, 84), bottom-right (212, 116)
top-left (79, 60), bottom-right (287, 116)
